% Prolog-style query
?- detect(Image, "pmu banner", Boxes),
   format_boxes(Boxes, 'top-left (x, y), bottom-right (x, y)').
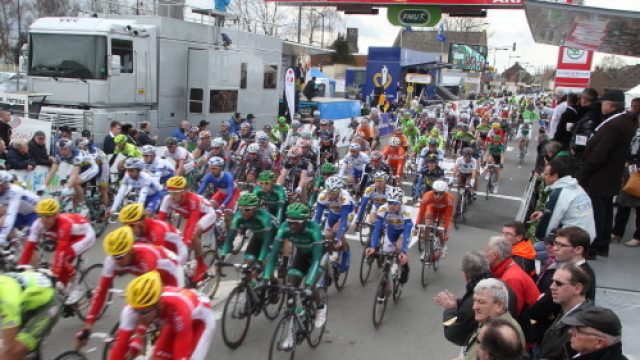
top-left (284, 68), bottom-right (296, 122)
top-left (554, 46), bottom-right (593, 93)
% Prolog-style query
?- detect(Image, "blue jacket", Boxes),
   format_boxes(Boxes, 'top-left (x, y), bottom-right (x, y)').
top-left (171, 128), bottom-right (187, 142)
top-left (227, 118), bottom-right (241, 135)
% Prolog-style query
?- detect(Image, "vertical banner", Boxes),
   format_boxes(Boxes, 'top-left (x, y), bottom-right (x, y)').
top-left (285, 68), bottom-right (296, 122)
top-left (554, 46), bottom-right (593, 93)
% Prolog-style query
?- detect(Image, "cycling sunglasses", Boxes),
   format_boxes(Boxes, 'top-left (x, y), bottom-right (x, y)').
top-left (135, 306), bottom-right (157, 315)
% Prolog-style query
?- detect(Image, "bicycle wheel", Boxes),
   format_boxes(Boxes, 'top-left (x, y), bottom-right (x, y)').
top-left (199, 250), bottom-right (222, 299)
top-left (432, 239), bottom-right (441, 273)
top-left (54, 351), bottom-right (87, 360)
top-left (453, 199), bottom-right (460, 230)
top-left (333, 243), bottom-right (349, 291)
top-left (392, 272), bottom-right (402, 303)
top-left (307, 291), bottom-right (327, 348)
top-left (76, 263), bottom-right (107, 321)
top-left (485, 176), bottom-right (492, 200)
top-left (359, 223), bottom-right (371, 246)
top-left (221, 286), bottom-right (252, 349)
top-left (372, 277), bottom-right (388, 328)
top-left (264, 286), bottom-right (285, 320)
top-left (359, 248), bottom-right (373, 286)
top-left (101, 321), bottom-right (120, 360)
top-left (417, 227), bottom-right (425, 253)
top-left (268, 315), bottom-right (296, 360)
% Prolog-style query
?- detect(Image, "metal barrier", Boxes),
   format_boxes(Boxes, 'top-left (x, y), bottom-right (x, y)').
top-left (515, 173), bottom-right (537, 222)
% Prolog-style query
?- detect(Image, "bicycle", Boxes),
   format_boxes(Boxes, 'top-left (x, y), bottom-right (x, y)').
top-left (484, 164), bottom-right (499, 199)
top-left (359, 234), bottom-right (382, 286)
top-left (371, 252), bottom-right (403, 328)
top-left (84, 184), bottom-right (109, 237)
top-left (217, 261), bottom-right (284, 349)
top-left (316, 238), bottom-right (350, 292)
top-left (101, 321), bottom-right (160, 360)
top-left (416, 224), bottom-right (443, 288)
top-left (268, 285), bottom-right (327, 360)
top-left (518, 139), bottom-right (528, 165)
top-left (184, 227), bottom-right (223, 300)
top-left (453, 184), bottom-right (473, 229)
top-left (0, 228), bottom-right (27, 272)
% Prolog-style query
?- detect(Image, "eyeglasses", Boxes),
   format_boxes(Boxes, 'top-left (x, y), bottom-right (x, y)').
top-left (239, 207), bottom-right (256, 213)
top-left (258, 181), bottom-right (272, 186)
top-left (135, 306), bottom-right (156, 316)
top-left (552, 240), bottom-right (573, 248)
top-left (287, 219), bottom-right (305, 224)
top-left (551, 279), bottom-right (570, 287)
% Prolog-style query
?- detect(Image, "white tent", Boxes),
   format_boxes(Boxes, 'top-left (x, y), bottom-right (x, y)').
top-left (625, 84), bottom-right (640, 108)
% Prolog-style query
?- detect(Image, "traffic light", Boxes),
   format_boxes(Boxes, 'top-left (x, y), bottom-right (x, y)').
top-left (513, 42), bottom-right (516, 51)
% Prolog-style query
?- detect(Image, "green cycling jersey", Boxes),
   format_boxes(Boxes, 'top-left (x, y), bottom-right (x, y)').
top-left (222, 208), bottom-right (274, 261)
top-left (253, 184), bottom-right (287, 224)
top-left (114, 143), bottom-right (142, 158)
top-left (454, 131), bottom-right (476, 143)
top-left (262, 221), bottom-right (323, 286)
top-left (488, 144), bottom-right (505, 156)
top-left (0, 272), bottom-right (54, 330)
top-left (403, 127), bottom-right (420, 147)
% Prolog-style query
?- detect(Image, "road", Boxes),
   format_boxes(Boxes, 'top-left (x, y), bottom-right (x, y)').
top-left (42, 139), bottom-right (534, 360)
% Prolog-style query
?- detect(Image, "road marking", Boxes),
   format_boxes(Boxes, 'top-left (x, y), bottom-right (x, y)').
top-left (475, 192), bottom-right (522, 201)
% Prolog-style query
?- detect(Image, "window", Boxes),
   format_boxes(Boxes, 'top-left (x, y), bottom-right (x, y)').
top-left (240, 63), bottom-right (247, 89)
top-left (263, 64), bottom-right (278, 89)
top-left (29, 34), bottom-right (107, 79)
top-left (111, 39), bottom-right (133, 73)
top-left (189, 88), bottom-right (203, 113)
top-left (209, 90), bottom-right (238, 113)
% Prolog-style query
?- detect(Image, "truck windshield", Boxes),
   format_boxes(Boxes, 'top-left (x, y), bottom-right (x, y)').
top-left (29, 34), bottom-right (107, 80)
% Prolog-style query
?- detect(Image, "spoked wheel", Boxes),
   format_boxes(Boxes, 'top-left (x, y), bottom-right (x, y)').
top-left (432, 240), bottom-right (441, 273)
top-left (392, 273), bottom-right (402, 303)
top-left (269, 315), bottom-right (297, 360)
top-left (421, 245), bottom-right (434, 288)
top-left (76, 263), bottom-right (107, 321)
top-left (359, 248), bottom-right (373, 286)
top-left (263, 286), bottom-right (285, 320)
top-left (53, 351), bottom-right (87, 360)
top-left (372, 277), bottom-right (388, 328)
top-left (485, 179), bottom-right (492, 200)
top-left (333, 243), bottom-right (350, 291)
top-left (307, 290), bottom-right (327, 348)
top-left (221, 286), bottom-right (252, 349)
top-left (359, 223), bottom-right (371, 246)
top-left (199, 249), bottom-right (222, 299)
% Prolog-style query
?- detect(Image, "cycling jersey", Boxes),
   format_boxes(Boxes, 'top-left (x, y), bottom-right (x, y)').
top-left (208, 149), bottom-right (235, 172)
top-left (416, 191), bottom-right (454, 229)
top-left (258, 142), bottom-right (279, 161)
top-left (319, 143), bottom-right (339, 164)
top-left (455, 157), bottom-right (478, 174)
top-left (164, 146), bottom-right (195, 174)
top-left (20, 213), bottom-right (96, 284)
top-left (114, 143), bottom-right (142, 158)
top-left (110, 172), bottom-right (164, 213)
top-left (239, 155), bottom-right (272, 178)
top-left (454, 131), bottom-right (476, 144)
top-left (56, 149), bottom-right (100, 183)
top-left (370, 204), bottom-right (413, 254)
top-left (86, 243), bottom-right (183, 325)
top-left (338, 152), bottom-right (370, 178)
top-left (197, 171), bottom-right (237, 207)
top-left (143, 157), bottom-right (175, 184)
top-left (516, 124), bottom-right (532, 140)
top-left (403, 127), bottom-right (420, 147)
top-left (0, 184), bottom-right (39, 246)
top-left (359, 162), bottom-right (391, 192)
top-left (158, 192), bottom-right (216, 245)
top-left (355, 125), bottom-right (374, 141)
top-left (89, 148), bottom-right (110, 185)
top-left (253, 184), bottom-right (286, 225)
top-left (135, 217), bottom-right (187, 264)
top-left (109, 286), bottom-right (215, 360)
top-left (382, 145), bottom-right (405, 178)
top-left (263, 221), bottom-right (323, 286)
top-left (314, 189), bottom-right (354, 240)
top-left (421, 168), bottom-right (446, 192)
top-left (222, 209), bottom-right (274, 261)
top-left (488, 144), bottom-right (505, 157)
top-left (357, 184), bottom-right (392, 223)
top-left (417, 148), bottom-right (445, 170)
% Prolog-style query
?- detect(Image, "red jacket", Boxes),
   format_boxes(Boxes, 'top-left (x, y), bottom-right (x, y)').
top-left (491, 258), bottom-right (540, 315)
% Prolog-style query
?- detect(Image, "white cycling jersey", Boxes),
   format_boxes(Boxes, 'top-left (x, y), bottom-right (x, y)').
top-left (338, 152), bottom-right (370, 177)
top-left (0, 184), bottom-right (39, 245)
top-left (110, 172), bottom-right (163, 212)
top-left (454, 156), bottom-right (477, 175)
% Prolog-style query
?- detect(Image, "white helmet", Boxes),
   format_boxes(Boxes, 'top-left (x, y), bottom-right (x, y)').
top-left (324, 176), bottom-right (345, 192)
top-left (211, 137), bottom-right (225, 148)
top-left (389, 137), bottom-right (400, 146)
top-left (141, 145), bottom-right (156, 156)
top-left (0, 170), bottom-right (13, 183)
top-left (124, 157), bottom-right (144, 170)
top-left (208, 156), bottom-right (225, 168)
top-left (349, 143), bottom-right (361, 151)
top-left (386, 187), bottom-right (404, 203)
top-left (432, 180), bottom-right (449, 192)
top-left (247, 143), bottom-right (260, 154)
top-left (256, 131), bottom-right (269, 142)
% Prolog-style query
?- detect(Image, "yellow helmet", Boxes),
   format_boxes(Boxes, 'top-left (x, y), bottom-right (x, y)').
top-left (125, 271), bottom-right (162, 310)
top-left (35, 198), bottom-right (60, 216)
top-left (119, 203), bottom-right (145, 224)
top-left (491, 122), bottom-right (501, 129)
top-left (166, 176), bottom-right (187, 192)
top-left (103, 226), bottom-right (134, 257)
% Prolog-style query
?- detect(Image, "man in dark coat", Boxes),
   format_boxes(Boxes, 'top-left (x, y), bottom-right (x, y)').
top-left (137, 122), bottom-right (156, 146)
top-left (578, 90), bottom-right (636, 258)
top-left (7, 140), bottom-right (36, 170)
top-left (553, 93), bottom-right (579, 149)
top-left (571, 88), bottom-right (600, 173)
top-left (103, 121), bottom-right (121, 155)
top-left (28, 131), bottom-right (54, 166)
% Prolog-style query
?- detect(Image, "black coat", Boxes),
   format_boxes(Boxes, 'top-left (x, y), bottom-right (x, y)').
top-left (539, 300), bottom-right (593, 360)
top-left (579, 261), bottom-right (596, 302)
top-left (0, 121), bottom-right (11, 146)
top-left (28, 139), bottom-right (52, 166)
top-left (571, 103), bottom-right (601, 153)
top-left (7, 148), bottom-right (36, 170)
top-left (530, 264), bottom-right (561, 345)
top-left (137, 130), bottom-right (156, 146)
top-left (554, 105), bottom-right (578, 148)
top-left (103, 134), bottom-right (116, 155)
top-left (573, 342), bottom-right (628, 360)
top-left (579, 111), bottom-right (636, 197)
top-left (442, 275), bottom-right (489, 346)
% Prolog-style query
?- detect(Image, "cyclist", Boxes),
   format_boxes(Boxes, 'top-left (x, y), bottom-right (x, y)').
top-left (516, 121), bottom-right (532, 155)
top-left (453, 123), bottom-right (476, 156)
top-left (239, 143), bottom-right (272, 183)
top-left (0, 171), bottom-right (39, 248)
top-left (356, 171), bottom-right (391, 227)
top-left (0, 270), bottom-right (60, 359)
top-left (415, 180), bottom-right (454, 256)
top-left (365, 187), bottom-right (412, 285)
top-left (220, 193), bottom-right (274, 265)
top-left (280, 120), bottom-right (303, 152)
top-left (382, 137), bottom-right (405, 186)
top-left (411, 135), bottom-right (429, 167)
top-left (192, 130), bottom-right (213, 165)
top-left (113, 134), bottom-right (143, 159)
top-left (277, 146), bottom-right (314, 202)
top-left (141, 145), bottom-right (175, 185)
top-left (352, 133), bottom-right (372, 154)
top-left (183, 126), bottom-right (199, 152)
top-left (107, 271), bottom-right (215, 360)
top-left (106, 158), bottom-right (164, 218)
top-left (417, 138), bottom-right (444, 171)
top-left (164, 137), bottom-right (196, 176)
top-left (206, 137), bottom-right (235, 172)
top-left (118, 203), bottom-right (188, 264)
top-left (452, 147), bottom-right (478, 195)
top-left (264, 124), bottom-right (282, 148)
top-left (414, 154), bottom-right (446, 201)
top-left (318, 131), bottom-right (339, 165)
top-left (309, 163), bottom-right (338, 205)
top-left (197, 156), bottom-right (240, 229)
top-left (402, 120), bottom-right (420, 149)
top-left (19, 199), bottom-right (96, 305)
top-left (339, 143), bottom-right (370, 188)
top-left (354, 117), bottom-right (374, 146)
top-left (427, 126), bottom-right (445, 150)
top-left (483, 135), bottom-right (506, 193)
top-left (256, 131), bottom-right (279, 167)
top-left (253, 170), bottom-right (287, 226)
top-left (487, 122), bottom-right (506, 145)
top-left (314, 176), bottom-right (353, 268)
top-left (391, 127), bottom-right (409, 151)
top-left (359, 150), bottom-right (390, 193)
top-left (274, 116), bottom-right (290, 143)
top-left (236, 122), bottom-right (256, 155)
top-left (76, 138), bottom-right (111, 208)
top-left (298, 138), bottom-right (320, 171)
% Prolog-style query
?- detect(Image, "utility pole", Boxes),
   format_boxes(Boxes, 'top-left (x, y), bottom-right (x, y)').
top-left (321, 15), bottom-right (325, 48)
top-left (297, 5), bottom-right (302, 43)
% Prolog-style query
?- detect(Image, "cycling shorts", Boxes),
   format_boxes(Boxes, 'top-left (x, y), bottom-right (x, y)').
top-left (243, 233), bottom-right (265, 262)
top-left (211, 187), bottom-right (241, 211)
top-left (457, 173), bottom-right (473, 188)
top-left (79, 166), bottom-right (99, 184)
top-left (17, 296), bottom-right (61, 351)
top-left (288, 251), bottom-right (313, 280)
top-left (425, 205), bottom-right (448, 223)
top-left (145, 191), bottom-right (165, 213)
top-left (97, 161), bottom-right (110, 185)
top-left (324, 205), bottom-right (354, 234)
top-left (491, 154), bottom-right (502, 165)
top-left (381, 229), bottom-right (404, 253)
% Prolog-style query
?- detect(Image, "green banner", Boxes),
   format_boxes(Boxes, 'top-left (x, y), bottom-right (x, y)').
top-left (387, 6), bottom-right (441, 27)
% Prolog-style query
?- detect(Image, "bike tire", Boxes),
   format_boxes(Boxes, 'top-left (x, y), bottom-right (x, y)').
top-left (485, 178), bottom-right (491, 200)
top-left (333, 243), bottom-right (350, 291)
top-left (268, 315), bottom-right (296, 360)
top-left (221, 286), bottom-right (252, 349)
top-left (264, 286), bottom-right (285, 320)
top-left (453, 199), bottom-right (460, 230)
top-left (392, 273), bottom-right (402, 303)
top-left (359, 223), bottom-right (371, 246)
top-left (432, 239), bottom-right (441, 273)
top-left (53, 351), bottom-right (87, 360)
top-left (359, 247), bottom-right (373, 286)
top-left (417, 227), bottom-right (425, 253)
top-left (76, 263), bottom-right (108, 321)
top-left (372, 277), bottom-right (388, 328)
top-left (306, 290), bottom-right (327, 348)
top-left (199, 250), bottom-right (222, 299)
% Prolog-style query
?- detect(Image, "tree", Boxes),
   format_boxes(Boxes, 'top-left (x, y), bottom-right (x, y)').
top-left (329, 33), bottom-right (354, 65)
top-left (441, 15), bottom-right (488, 32)
top-left (29, 0), bottom-right (80, 18)
top-left (597, 54), bottom-right (626, 71)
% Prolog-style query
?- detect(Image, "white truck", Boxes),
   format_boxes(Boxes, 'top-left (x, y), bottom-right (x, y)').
top-left (19, 12), bottom-right (282, 143)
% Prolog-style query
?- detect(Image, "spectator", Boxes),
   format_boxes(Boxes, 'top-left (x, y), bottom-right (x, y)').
top-left (548, 88), bottom-right (567, 138)
top-left (0, 110), bottom-right (13, 145)
top-left (553, 227), bottom-right (596, 301)
top-left (553, 93), bottom-right (579, 149)
top-left (476, 318), bottom-right (528, 360)
top-left (534, 127), bottom-right (550, 175)
top-left (245, 113), bottom-right (256, 126)
top-left (128, 127), bottom-right (140, 146)
top-left (0, 139), bottom-right (7, 169)
top-left (571, 88), bottom-right (601, 163)
top-left (434, 251), bottom-right (492, 346)
top-left (103, 121), bottom-right (121, 155)
top-left (502, 221), bottom-right (536, 277)
top-left (531, 157), bottom-right (596, 243)
top-left (303, 77), bottom-right (318, 101)
top-left (137, 122), bottom-right (156, 146)
top-left (227, 112), bottom-right (242, 136)
top-left (28, 131), bottom-right (54, 166)
top-left (463, 278), bottom-right (524, 360)
top-left (530, 234), bottom-right (562, 349)
top-left (564, 306), bottom-right (627, 360)
top-left (7, 139), bottom-right (36, 170)
top-left (171, 120), bottom-right (189, 142)
top-left (579, 90), bottom-right (636, 259)
top-left (539, 263), bottom-right (592, 360)
top-left (198, 120), bottom-right (210, 133)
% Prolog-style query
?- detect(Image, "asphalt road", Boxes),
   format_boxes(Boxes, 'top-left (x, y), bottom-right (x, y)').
top-left (40, 138), bottom-right (535, 360)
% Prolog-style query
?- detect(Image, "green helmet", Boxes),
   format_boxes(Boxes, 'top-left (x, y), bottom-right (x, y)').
top-left (278, 116), bottom-right (287, 124)
top-left (405, 120), bottom-right (415, 128)
top-left (286, 202), bottom-right (310, 220)
top-left (238, 192), bottom-right (260, 207)
top-left (320, 163), bottom-right (337, 175)
top-left (418, 135), bottom-right (428, 144)
top-left (258, 170), bottom-right (276, 182)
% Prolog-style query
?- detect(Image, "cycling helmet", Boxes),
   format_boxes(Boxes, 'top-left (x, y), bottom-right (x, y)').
top-left (320, 163), bottom-right (337, 175)
top-left (211, 137), bottom-right (225, 148)
top-left (103, 226), bottom-right (134, 257)
top-left (124, 157), bottom-right (144, 170)
top-left (428, 138), bottom-right (439, 146)
top-left (58, 138), bottom-right (74, 149)
top-left (240, 122), bottom-right (251, 129)
top-left (125, 271), bottom-right (162, 310)
top-left (373, 171), bottom-right (388, 182)
top-left (141, 145), bottom-right (156, 156)
top-left (405, 120), bottom-right (416, 128)
top-left (458, 122), bottom-right (469, 130)
top-left (119, 203), bottom-right (145, 224)
top-left (208, 156), bottom-right (225, 168)
top-left (349, 143), bottom-right (361, 151)
top-left (386, 187), bottom-right (404, 203)
top-left (288, 146), bottom-right (302, 158)
top-left (418, 136), bottom-right (428, 145)
top-left (256, 131), bottom-right (269, 143)
top-left (257, 170), bottom-right (276, 182)
top-left (35, 198), bottom-right (60, 216)
top-left (389, 137), bottom-right (400, 147)
top-left (113, 135), bottom-right (128, 144)
top-left (492, 135), bottom-right (502, 141)
top-left (320, 119), bottom-right (330, 126)
top-left (188, 126), bottom-right (199, 133)
top-left (0, 170), bottom-right (13, 183)
top-left (324, 176), bottom-right (345, 192)
top-left (425, 154), bottom-right (438, 163)
top-left (278, 116), bottom-right (287, 124)
top-left (238, 192), bottom-right (260, 207)
top-left (432, 180), bottom-right (449, 192)
top-left (166, 176), bottom-right (188, 191)
top-left (286, 202), bottom-right (311, 220)
top-left (299, 139), bottom-right (312, 148)
top-left (77, 139), bottom-right (91, 150)
top-left (370, 150), bottom-right (384, 161)
top-left (246, 143), bottom-right (260, 154)
top-left (198, 130), bottom-right (212, 139)
top-left (291, 120), bottom-right (302, 129)
top-left (491, 122), bottom-right (501, 129)
top-left (165, 137), bottom-right (178, 146)
top-left (462, 147), bottom-right (474, 156)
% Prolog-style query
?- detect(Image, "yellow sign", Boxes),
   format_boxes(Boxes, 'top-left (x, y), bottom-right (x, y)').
top-left (373, 72), bottom-right (392, 89)
top-left (407, 85), bottom-right (414, 93)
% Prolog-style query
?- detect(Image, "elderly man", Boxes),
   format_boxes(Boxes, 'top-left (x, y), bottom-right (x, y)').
top-left (564, 306), bottom-right (627, 359)
top-left (579, 89), bottom-right (636, 259)
top-left (171, 120), bottom-right (190, 142)
top-left (462, 278), bottom-right (524, 360)
top-left (28, 131), bottom-right (54, 166)
top-left (539, 263), bottom-right (593, 360)
top-left (7, 140), bottom-right (36, 171)
top-left (476, 318), bottom-right (528, 360)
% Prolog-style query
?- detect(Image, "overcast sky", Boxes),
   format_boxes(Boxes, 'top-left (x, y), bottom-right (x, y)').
top-left (344, 0), bottom-right (640, 72)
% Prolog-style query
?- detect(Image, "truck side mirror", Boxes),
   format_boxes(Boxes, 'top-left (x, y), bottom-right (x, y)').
top-left (111, 55), bottom-right (121, 76)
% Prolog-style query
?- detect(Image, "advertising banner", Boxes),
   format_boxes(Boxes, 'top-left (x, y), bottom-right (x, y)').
top-left (554, 46), bottom-right (593, 92)
top-left (285, 68), bottom-right (296, 122)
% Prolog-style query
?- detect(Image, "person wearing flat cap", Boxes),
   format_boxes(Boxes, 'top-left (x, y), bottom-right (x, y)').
top-left (578, 89), bottom-right (637, 259)
top-left (564, 306), bottom-right (627, 360)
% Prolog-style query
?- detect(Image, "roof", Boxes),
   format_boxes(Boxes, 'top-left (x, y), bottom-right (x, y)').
top-left (588, 65), bottom-right (640, 94)
top-left (393, 29), bottom-right (487, 55)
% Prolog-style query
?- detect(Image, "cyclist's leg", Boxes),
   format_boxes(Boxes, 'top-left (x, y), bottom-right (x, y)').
top-left (242, 233), bottom-right (263, 265)
top-left (15, 296), bottom-right (62, 356)
top-left (151, 326), bottom-right (176, 360)
top-left (189, 309), bottom-right (216, 360)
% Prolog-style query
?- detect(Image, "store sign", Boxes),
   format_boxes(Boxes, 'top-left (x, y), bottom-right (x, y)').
top-left (405, 73), bottom-right (433, 84)
top-left (387, 6), bottom-right (441, 27)
top-left (554, 46), bottom-right (593, 91)
top-left (555, 69), bottom-right (591, 79)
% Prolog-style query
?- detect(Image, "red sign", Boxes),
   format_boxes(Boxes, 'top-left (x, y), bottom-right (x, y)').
top-left (266, 0), bottom-right (522, 6)
top-left (554, 46), bottom-right (593, 91)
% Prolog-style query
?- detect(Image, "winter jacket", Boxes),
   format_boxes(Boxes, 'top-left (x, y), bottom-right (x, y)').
top-left (572, 342), bottom-right (628, 360)
top-left (27, 139), bottom-right (52, 166)
top-left (6, 148), bottom-right (36, 170)
top-left (535, 176), bottom-right (596, 242)
top-left (530, 262), bottom-right (561, 346)
top-left (491, 258), bottom-right (540, 316)
top-left (539, 300), bottom-right (593, 360)
top-left (512, 239), bottom-right (536, 277)
top-left (554, 105), bottom-right (578, 148)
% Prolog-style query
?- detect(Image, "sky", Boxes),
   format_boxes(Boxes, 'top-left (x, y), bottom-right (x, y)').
top-left (343, 0), bottom-right (640, 72)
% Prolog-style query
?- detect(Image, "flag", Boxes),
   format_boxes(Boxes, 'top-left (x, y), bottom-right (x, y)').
top-left (436, 21), bottom-right (446, 43)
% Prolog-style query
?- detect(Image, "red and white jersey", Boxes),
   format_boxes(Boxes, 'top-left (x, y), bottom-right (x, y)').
top-left (158, 191), bottom-right (213, 219)
top-left (101, 243), bottom-right (183, 285)
top-left (136, 217), bottom-right (188, 264)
